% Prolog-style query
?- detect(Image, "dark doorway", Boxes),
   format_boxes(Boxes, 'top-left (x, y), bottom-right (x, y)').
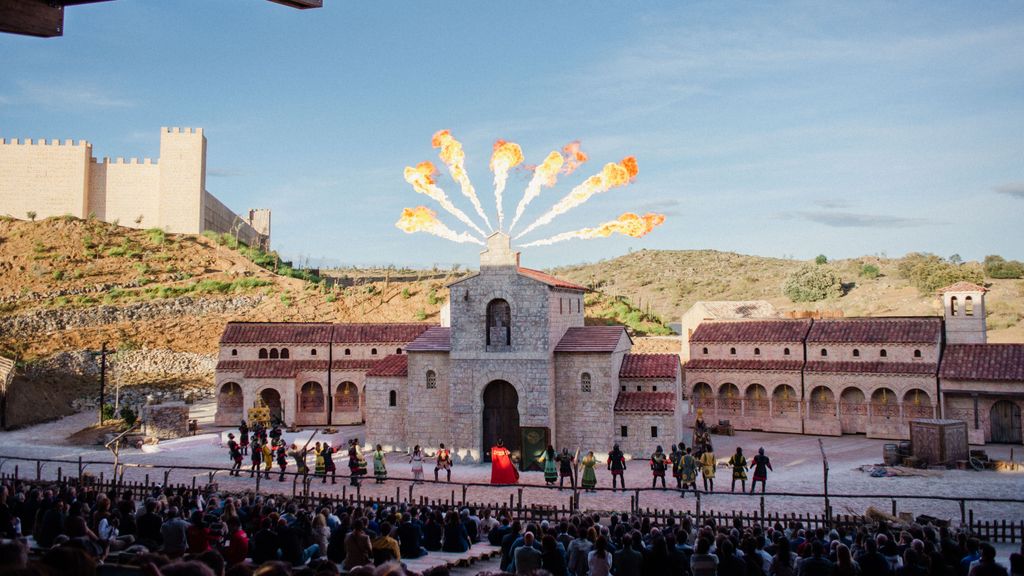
top-left (260, 388), bottom-right (284, 424)
top-left (990, 400), bottom-right (1022, 444)
top-left (482, 380), bottom-right (520, 462)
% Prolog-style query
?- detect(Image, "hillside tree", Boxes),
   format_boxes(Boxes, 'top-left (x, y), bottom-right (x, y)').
top-left (783, 263), bottom-right (843, 302)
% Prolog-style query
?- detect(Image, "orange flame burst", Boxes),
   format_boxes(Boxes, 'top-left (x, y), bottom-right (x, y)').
top-left (431, 130), bottom-right (492, 231)
top-left (509, 150), bottom-right (564, 233)
top-left (403, 160), bottom-right (487, 237)
top-left (395, 206), bottom-right (484, 245)
top-left (561, 141), bottom-right (589, 175)
top-left (489, 139), bottom-right (524, 229)
top-left (519, 212), bottom-right (665, 247)
top-left (514, 156), bottom-right (639, 239)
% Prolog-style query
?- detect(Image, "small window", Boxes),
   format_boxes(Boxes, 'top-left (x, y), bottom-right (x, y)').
top-left (820, 348), bottom-right (827, 357)
top-left (280, 348), bottom-right (289, 359)
top-left (426, 370), bottom-right (437, 389)
top-left (269, 348), bottom-right (279, 359)
top-left (560, 298), bottom-right (563, 314)
top-left (231, 349), bottom-right (238, 356)
top-left (620, 426), bottom-right (628, 438)
top-left (880, 349), bottom-right (887, 358)
top-left (396, 348), bottom-right (402, 355)
top-left (652, 385), bottom-right (658, 392)
top-left (580, 372), bottom-right (592, 393)
top-left (730, 347), bottom-right (737, 355)
top-left (853, 349), bottom-right (860, 358)
top-left (754, 347), bottom-right (760, 356)
top-left (389, 390), bottom-right (397, 407)
top-left (259, 348), bottom-right (268, 359)
top-left (702, 347), bottom-right (709, 355)
top-left (651, 426), bottom-right (658, 438)
top-left (784, 348), bottom-right (790, 356)
top-left (950, 296), bottom-right (959, 317)
top-left (620, 385), bottom-right (626, 392)
top-left (344, 348), bottom-right (351, 356)
top-left (310, 349), bottom-right (317, 356)
top-left (371, 348), bottom-right (378, 355)
top-left (965, 296), bottom-right (974, 316)
top-left (636, 385), bottom-right (642, 392)
top-left (914, 349), bottom-right (922, 358)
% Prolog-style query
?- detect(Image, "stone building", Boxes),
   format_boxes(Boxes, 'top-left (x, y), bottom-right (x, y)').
top-left (215, 232), bottom-right (681, 462)
top-left (686, 282), bottom-right (1024, 445)
top-left (679, 300), bottom-right (777, 362)
top-left (0, 128), bottom-right (270, 248)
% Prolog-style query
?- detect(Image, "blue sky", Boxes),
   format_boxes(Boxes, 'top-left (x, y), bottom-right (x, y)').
top-left (2, 1), bottom-right (1023, 268)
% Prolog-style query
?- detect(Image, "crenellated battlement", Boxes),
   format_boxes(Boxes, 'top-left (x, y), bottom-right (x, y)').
top-left (161, 127), bottom-right (204, 136)
top-left (1, 138), bottom-right (90, 147)
top-left (91, 156), bottom-right (157, 165)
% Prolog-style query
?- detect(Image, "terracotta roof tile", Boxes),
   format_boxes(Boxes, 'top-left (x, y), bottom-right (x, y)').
top-left (614, 392), bottom-right (676, 413)
top-left (332, 323), bottom-right (433, 343)
top-left (804, 360), bottom-right (937, 376)
top-left (554, 326), bottom-right (628, 352)
top-left (940, 344), bottom-right (1024, 382)
top-left (366, 354), bottom-right (408, 377)
top-left (683, 359), bottom-right (805, 372)
top-left (221, 323), bottom-right (333, 344)
top-left (937, 282), bottom-right (988, 293)
top-left (406, 327), bottom-right (451, 352)
top-left (807, 318), bottom-right (941, 344)
top-left (690, 320), bottom-right (812, 343)
top-left (330, 359), bottom-right (378, 371)
top-left (517, 267), bottom-right (586, 291)
top-left (619, 354), bottom-right (679, 379)
top-left (216, 360), bottom-right (328, 378)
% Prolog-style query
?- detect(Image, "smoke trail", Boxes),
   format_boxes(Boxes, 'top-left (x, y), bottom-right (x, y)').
top-left (514, 157), bottom-right (638, 239)
top-left (403, 161), bottom-right (487, 237)
top-left (508, 150), bottom-right (564, 233)
top-left (395, 206), bottom-right (485, 245)
top-left (561, 140), bottom-right (589, 175)
top-left (519, 212), bottom-right (665, 247)
top-left (432, 130), bottom-right (493, 231)
top-left (490, 140), bottom-right (524, 230)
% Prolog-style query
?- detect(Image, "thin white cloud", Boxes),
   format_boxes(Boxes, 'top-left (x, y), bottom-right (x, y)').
top-left (207, 167), bottom-right (243, 178)
top-left (784, 211), bottom-right (935, 228)
top-left (994, 182), bottom-right (1024, 199)
top-left (8, 81), bottom-right (135, 109)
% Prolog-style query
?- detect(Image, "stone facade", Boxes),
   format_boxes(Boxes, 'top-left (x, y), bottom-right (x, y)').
top-left (142, 402), bottom-right (191, 440)
top-left (0, 128), bottom-right (270, 248)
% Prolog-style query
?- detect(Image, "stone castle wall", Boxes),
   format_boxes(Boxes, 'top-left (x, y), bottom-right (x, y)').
top-left (0, 138), bottom-right (90, 218)
top-left (553, 351), bottom-right (619, 457)
top-left (401, 352), bottom-right (451, 453)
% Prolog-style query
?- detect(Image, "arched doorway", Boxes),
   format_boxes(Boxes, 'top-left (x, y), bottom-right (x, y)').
top-left (334, 382), bottom-right (359, 413)
top-left (990, 401), bottom-right (1022, 444)
top-left (299, 382), bottom-right (325, 413)
top-left (482, 380), bottom-right (520, 462)
top-left (260, 388), bottom-right (283, 424)
top-left (218, 382), bottom-right (243, 413)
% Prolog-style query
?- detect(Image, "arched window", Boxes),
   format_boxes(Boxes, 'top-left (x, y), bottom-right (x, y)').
top-left (231, 349), bottom-right (237, 356)
top-left (299, 382), bottom-right (324, 412)
top-left (729, 347), bottom-right (736, 355)
top-left (269, 348), bottom-right (279, 359)
top-left (754, 347), bottom-right (761, 356)
top-left (820, 348), bottom-right (828, 357)
top-left (259, 348), bottom-right (268, 359)
top-left (344, 348), bottom-right (351, 355)
top-left (486, 299), bottom-right (512, 346)
top-left (702, 347), bottom-right (709, 355)
top-left (426, 370), bottom-right (437, 389)
top-left (853, 349), bottom-right (860, 357)
top-left (965, 296), bottom-right (974, 316)
top-left (388, 390), bottom-right (397, 407)
top-left (280, 348), bottom-right (289, 359)
top-left (580, 372), bottom-right (592, 393)
top-left (950, 296), bottom-right (959, 316)
top-left (310, 349), bottom-right (317, 356)
top-left (371, 348), bottom-right (378, 355)
top-left (914, 349), bottom-right (922, 358)
top-left (784, 348), bottom-right (790, 356)
top-left (396, 348), bottom-right (402, 354)
top-left (880, 349), bottom-right (887, 358)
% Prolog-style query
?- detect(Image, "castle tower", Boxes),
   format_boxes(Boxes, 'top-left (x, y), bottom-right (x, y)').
top-left (157, 127), bottom-right (206, 233)
top-left (939, 282), bottom-right (987, 344)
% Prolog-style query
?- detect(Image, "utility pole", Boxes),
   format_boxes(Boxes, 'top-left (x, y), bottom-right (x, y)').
top-left (98, 343), bottom-right (107, 425)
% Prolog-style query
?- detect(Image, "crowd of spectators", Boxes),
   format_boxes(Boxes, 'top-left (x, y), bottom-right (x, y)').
top-left (0, 479), bottom-right (1020, 576)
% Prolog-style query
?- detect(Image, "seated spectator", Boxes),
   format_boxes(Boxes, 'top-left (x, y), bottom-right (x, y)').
top-left (372, 521), bottom-right (401, 565)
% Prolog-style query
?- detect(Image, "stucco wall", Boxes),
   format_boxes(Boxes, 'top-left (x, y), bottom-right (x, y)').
top-left (0, 138), bottom-right (90, 219)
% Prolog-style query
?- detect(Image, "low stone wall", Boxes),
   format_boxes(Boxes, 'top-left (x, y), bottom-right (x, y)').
top-left (142, 402), bottom-right (190, 440)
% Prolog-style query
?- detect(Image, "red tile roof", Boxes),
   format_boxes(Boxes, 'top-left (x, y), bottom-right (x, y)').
top-left (554, 326), bottom-right (629, 352)
top-left (614, 392), bottom-right (676, 414)
top-left (940, 344), bottom-right (1024, 382)
top-left (330, 359), bottom-right (378, 371)
top-left (366, 354), bottom-right (408, 377)
top-left (619, 354), bottom-right (679, 379)
top-left (690, 320), bottom-right (812, 343)
top-left (221, 323), bottom-right (334, 344)
top-left (406, 327), bottom-right (452, 352)
top-left (517, 267), bottom-right (586, 291)
top-left (937, 282), bottom-right (987, 293)
top-left (332, 323), bottom-right (433, 343)
top-left (807, 318), bottom-right (941, 344)
top-left (804, 360), bottom-right (938, 376)
top-left (216, 360), bottom-right (328, 378)
top-left (683, 359), bottom-right (805, 372)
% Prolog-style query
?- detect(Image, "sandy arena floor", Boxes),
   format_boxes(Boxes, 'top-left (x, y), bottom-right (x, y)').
top-left (1, 401), bottom-right (1022, 526)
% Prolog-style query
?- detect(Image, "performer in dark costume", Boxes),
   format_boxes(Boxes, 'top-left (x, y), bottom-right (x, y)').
top-left (728, 446), bottom-right (748, 493)
top-left (227, 433), bottom-right (243, 476)
top-left (269, 425), bottom-right (283, 445)
top-left (322, 442), bottom-right (336, 484)
top-left (249, 439), bottom-right (263, 478)
top-left (650, 445), bottom-right (668, 489)
top-left (557, 448), bottom-right (575, 490)
top-left (289, 443), bottom-right (309, 477)
top-left (750, 447), bottom-right (773, 494)
top-left (670, 444), bottom-right (683, 489)
top-left (238, 420), bottom-right (249, 455)
top-left (607, 444), bottom-right (627, 491)
top-left (434, 443), bottom-right (452, 482)
top-left (542, 445), bottom-right (558, 486)
top-left (348, 439), bottom-right (367, 487)
top-left (693, 409), bottom-right (711, 456)
top-left (276, 444), bottom-right (288, 482)
top-left (681, 446), bottom-right (699, 495)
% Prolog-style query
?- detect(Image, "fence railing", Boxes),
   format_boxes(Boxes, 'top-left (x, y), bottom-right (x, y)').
top-left (0, 454), bottom-right (1022, 542)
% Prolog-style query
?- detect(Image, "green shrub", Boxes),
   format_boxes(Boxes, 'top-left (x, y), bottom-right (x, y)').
top-left (51, 270), bottom-right (65, 281)
top-left (414, 308), bottom-right (427, 321)
top-left (326, 292), bottom-right (337, 303)
top-left (101, 403), bottom-right (116, 422)
top-left (401, 287), bottom-right (412, 299)
top-left (783, 263), bottom-right (843, 302)
top-left (145, 227), bottom-right (166, 245)
top-left (53, 296), bottom-right (70, 307)
top-left (898, 253), bottom-right (984, 294)
top-left (427, 288), bottom-right (445, 306)
top-left (984, 255), bottom-right (1024, 279)
top-left (75, 295), bottom-right (98, 305)
top-left (106, 246), bottom-right (128, 257)
top-left (119, 406), bottom-right (138, 426)
top-left (133, 262), bottom-right (150, 275)
top-left (815, 254), bottom-right (828, 265)
top-left (26, 211), bottom-right (37, 222)
top-left (859, 264), bottom-right (880, 279)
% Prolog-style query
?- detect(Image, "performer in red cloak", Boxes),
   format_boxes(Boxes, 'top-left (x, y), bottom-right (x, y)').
top-left (489, 439), bottom-right (519, 485)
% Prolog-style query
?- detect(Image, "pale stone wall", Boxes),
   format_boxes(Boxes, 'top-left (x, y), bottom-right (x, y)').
top-left (941, 379), bottom-right (1024, 444)
top-left (942, 290), bottom-right (987, 345)
top-left (547, 290), bottom-right (584, 352)
top-left (203, 191), bottom-right (264, 247)
top-left (88, 159), bottom-right (161, 226)
top-left (403, 352), bottom-right (451, 451)
top-left (449, 268), bottom-right (555, 356)
top-left (142, 402), bottom-right (191, 440)
top-left (157, 127), bottom-right (205, 234)
top-left (554, 352), bottom-right (619, 456)
top-left (810, 342), bottom-right (939, 363)
top-left (0, 138), bottom-right (90, 219)
top-left (690, 342), bottom-right (800, 361)
top-left (364, 374), bottom-right (407, 452)
top-left (613, 412), bottom-right (677, 459)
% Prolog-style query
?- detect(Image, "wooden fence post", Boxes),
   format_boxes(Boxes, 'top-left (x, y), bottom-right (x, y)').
top-left (695, 491), bottom-right (702, 520)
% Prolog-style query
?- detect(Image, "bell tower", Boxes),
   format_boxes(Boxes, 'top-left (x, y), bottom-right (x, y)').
top-left (939, 282), bottom-right (987, 344)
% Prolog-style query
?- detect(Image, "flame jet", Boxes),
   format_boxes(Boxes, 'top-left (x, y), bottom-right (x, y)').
top-left (508, 150), bottom-right (564, 233)
top-left (431, 130), bottom-right (492, 231)
top-left (561, 140), bottom-right (589, 175)
top-left (403, 161), bottom-right (487, 238)
top-left (519, 212), bottom-right (665, 247)
top-left (395, 206), bottom-right (484, 245)
top-left (490, 140), bottom-right (524, 230)
top-left (514, 156), bottom-right (639, 239)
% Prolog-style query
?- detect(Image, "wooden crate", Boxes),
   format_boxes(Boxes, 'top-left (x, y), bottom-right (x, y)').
top-left (910, 419), bottom-right (968, 466)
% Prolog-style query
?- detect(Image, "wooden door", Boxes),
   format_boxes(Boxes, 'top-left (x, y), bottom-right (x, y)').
top-left (990, 400), bottom-right (1022, 444)
top-left (482, 381), bottom-right (520, 462)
